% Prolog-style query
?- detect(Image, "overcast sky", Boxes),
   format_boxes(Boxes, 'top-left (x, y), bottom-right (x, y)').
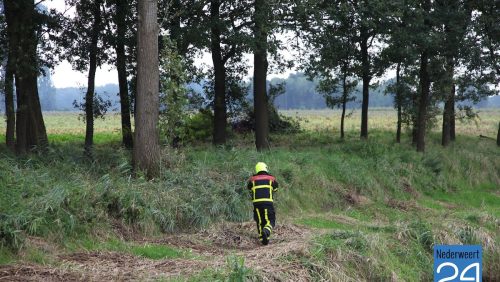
top-left (43, 0), bottom-right (118, 88)
top-left (43, 0), bottom-right (296, 88)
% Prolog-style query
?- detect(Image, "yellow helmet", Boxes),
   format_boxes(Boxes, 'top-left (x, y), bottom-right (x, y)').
top-left (255, 162), bottom-right (268, 173)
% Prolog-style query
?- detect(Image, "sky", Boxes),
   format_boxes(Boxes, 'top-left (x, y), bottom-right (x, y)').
top-left (43, 0), bottom-right (296, 89)
top-left (44, 0), bottom-right (118, 88)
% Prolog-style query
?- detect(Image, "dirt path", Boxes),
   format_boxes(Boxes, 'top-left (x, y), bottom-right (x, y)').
top-left (0, 222), bottom-right (317, 281)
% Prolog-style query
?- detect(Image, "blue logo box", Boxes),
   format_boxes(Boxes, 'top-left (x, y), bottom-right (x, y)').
top-left (434, 245), bottom-right (482, 282)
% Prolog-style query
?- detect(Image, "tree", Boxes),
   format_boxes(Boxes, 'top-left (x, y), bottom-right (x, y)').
top-left (210, 0), bottom-right (227, 145)
top-left (394, 63), bottom-right (403, 142)
top-left (351, 0), bottom-right (387, 139)
top-left (415, 0), bottom-right (433, 152)
top-left (0, 2), bottom-right (14, 149)
top-left (378, 1), bottom-right (420, 143)
top-left (82, 0), bottom-right (101, 158)
top-left (474, 1), bottom-right (499, 78)
top-left (433, 0), bottom-right (472, 147)
top-left (298, 0), bottom-right (387, 139)
top-left (210, 0), bottom-right (246, 145)
top-left (134, 0), bottom-right (160, 177)
top-left (302, 0), bottom-right (358, 139)
top-left (4, 0), bottom-right (48, 154)
top-left (435, 0), bottom-right (499, 146)
top-left (318, 75), bottom-right (357, 139)
top-left (62, 0), bottom-right (106, 157)
top-left (158, 0), bottom-right (205, 145)
top-left (111, 0), bottom-right (134, 149)
top-left (253, 0), bottom-right (270, 150)
top-left (3, 24), bottom-right (15, 149)
top-left (208, 0), bottom-right (251, 145)
top-left (38, 70), bottom-right (56, 111)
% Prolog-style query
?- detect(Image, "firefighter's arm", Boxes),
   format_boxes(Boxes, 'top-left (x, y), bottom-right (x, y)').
top-left (246, 179), bottom-right (253, 199)
top-left (272, 179), bottom-right (279, 192)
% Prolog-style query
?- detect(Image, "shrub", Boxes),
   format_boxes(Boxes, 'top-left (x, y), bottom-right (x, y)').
top-left (184, 109), bottom-right (214, 143)
top-left (232, 106), bottom-right (301, 134)
top-left (0, 215), bottom-right (25, 251)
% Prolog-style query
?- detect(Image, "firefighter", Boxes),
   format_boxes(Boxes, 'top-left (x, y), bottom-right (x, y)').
top-left (247, 162), bottom-right (279, 245)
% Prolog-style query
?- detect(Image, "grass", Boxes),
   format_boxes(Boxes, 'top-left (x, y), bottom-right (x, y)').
top-left (65, 237), bottom-right (189, 260)
top-left (166, 255), bottom-right (257, 282)
top-left (281, 108), bottom-right (500, 137)
top-left (298, 217), bottom-right (351, 229)
top-left (0, 109), bottom-right (499, 280)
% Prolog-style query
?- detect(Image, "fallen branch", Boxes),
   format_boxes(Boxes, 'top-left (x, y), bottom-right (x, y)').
top-left (479, 135), bottom-right (495, 140)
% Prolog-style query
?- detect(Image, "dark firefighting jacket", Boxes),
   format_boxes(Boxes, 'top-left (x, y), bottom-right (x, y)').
top-left (246, 171), bottom-right (279, 203)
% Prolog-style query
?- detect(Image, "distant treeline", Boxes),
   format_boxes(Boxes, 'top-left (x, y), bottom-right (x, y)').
top-left (1, 72), bottom-right (498, 113)
top-left (270, 73), bottom-right (500, 109)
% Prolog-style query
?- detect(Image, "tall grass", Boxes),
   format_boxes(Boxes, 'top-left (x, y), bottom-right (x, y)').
top-left (1, 129), bottom-right (498, 248)
top-left (0, 110), bottom-right (498, 279)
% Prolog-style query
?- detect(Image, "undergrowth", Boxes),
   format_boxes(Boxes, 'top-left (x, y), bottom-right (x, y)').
top-left (0, 130), bottom-right (498, 279)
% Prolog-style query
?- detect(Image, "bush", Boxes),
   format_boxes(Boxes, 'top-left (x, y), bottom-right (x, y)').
top-left (183, 109), bottom-right (214, 143)
top-left (0, 215), bottom-right (25, 251)
top-left (232, 106), bottom-right (301, 134)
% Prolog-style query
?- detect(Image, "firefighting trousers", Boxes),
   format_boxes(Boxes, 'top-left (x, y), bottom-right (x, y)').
top-left (253, 203), bottom-right (276, 240)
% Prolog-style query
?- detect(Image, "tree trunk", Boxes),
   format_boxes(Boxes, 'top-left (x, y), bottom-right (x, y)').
top-left (253, 0), bottom-right (270, 151)
top-left (441, 59), bottom-right (454, 147)
top-left (134, 0), bottom-right (160, 177)
top-left (211, 0), bottom-right (227, 146)
top-left (341, 74), bottom-right (347, 139)
top-left (4, 49), bottom-right (16, 150)
top-left (416, 49), bottom-right (430, 153)
top-left (115, 0), bottom-right (133, 149)
top-left (5, 0), bottom-right (48, 154)
top-left (360, 28), bottom-right (370, 139)
top-left (396, 63), bottom-right (401, 143)
top-left (450, 96), bottom-right (456, 141)
top-left (442, 98), bottom-right (452, 147)
top-left (416, 0), bottom-right (432, 153)
top-left (84, 1), bottom-right (102, 158)
top-left (497, 122), bottom-right (500, 147)
top-left (412, 89), bottom-right (418, 145)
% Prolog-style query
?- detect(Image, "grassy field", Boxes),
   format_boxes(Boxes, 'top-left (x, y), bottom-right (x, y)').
top-left (1, 108), bottom-right (498, 138)
top-left (282, 108), bottom-right (500, 137)
top-left (0, 109), bottom-right (499, 281)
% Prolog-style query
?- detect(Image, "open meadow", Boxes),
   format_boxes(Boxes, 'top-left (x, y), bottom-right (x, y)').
top-left (0, 109), bottom-right (499, 281)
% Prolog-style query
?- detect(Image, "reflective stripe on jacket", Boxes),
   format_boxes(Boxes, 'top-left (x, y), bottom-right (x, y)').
top-left (247, 173), bottom-right (278, 203)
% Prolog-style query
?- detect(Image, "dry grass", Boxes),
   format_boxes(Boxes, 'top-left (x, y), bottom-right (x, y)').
top-left (0, 222), bottom-right (318, 281)
top-left (1, 108), bottom-right (497, 137)
top-left (281, 108), bottom-right (500, 137)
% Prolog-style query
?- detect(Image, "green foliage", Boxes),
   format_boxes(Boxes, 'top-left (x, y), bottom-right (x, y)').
top-left (0, 215), bottom-right (25, 251)
top-left (183, 110), bottom-right (214, 143)
top-left (237, 105), bottom-right (301, 135)
top-left (225, 256), bottom-right (255, 282)
top-left (0, 247), bottom-right (15, 265)
top-left (72, 94), bottom-right (112, 122)
top-left (159, 38), bottom-right (191, 146)
top-left (173, 255), bottom-right (258, 282)
top-left (408, 220), bottom-right (434, 253)
top-left (268, 82), bottom-right (302, 134)
top-left (457, 226), bottom-right (478, 245)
